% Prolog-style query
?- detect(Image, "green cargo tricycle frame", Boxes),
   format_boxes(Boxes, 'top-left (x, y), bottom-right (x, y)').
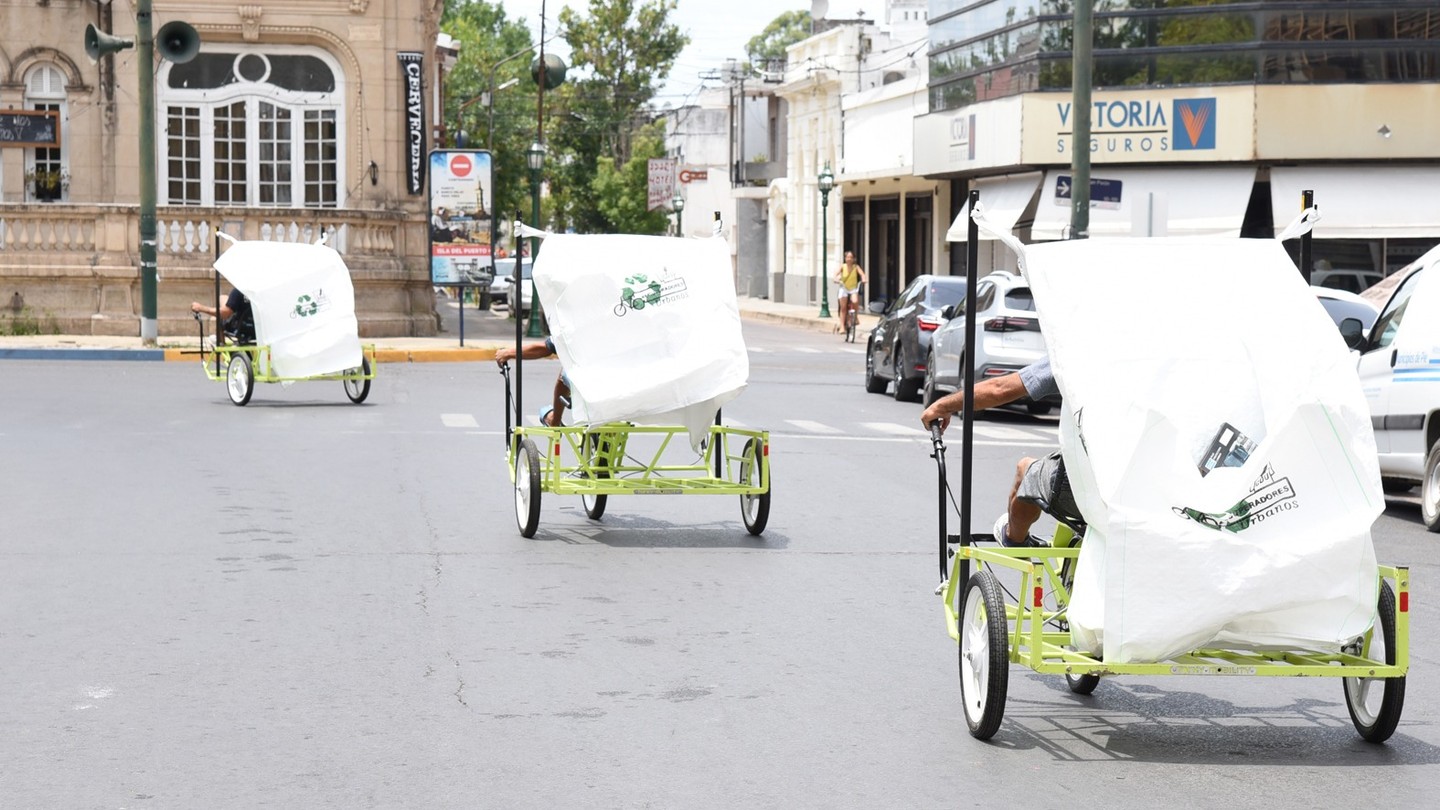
top-left (934, 189), bottom-right (1410, 744)
top-left (500, 363), bottom-right (770, 538)
top-left (199, 340), bottom-right (376, 406)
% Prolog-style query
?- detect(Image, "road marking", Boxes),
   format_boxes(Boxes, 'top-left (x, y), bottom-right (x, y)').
top-left (861, 422), bottom-right (930, 437)
top-left (748, 347), bottom-right (772, 353)
top-left (785, 419), bottom-right (842, 434)
top-left (975, 424), bottom-right (1053, 441)
top-left (442, 413), bottom-right (478, 428)
top-left (794, 347), bottom-right (822, 354)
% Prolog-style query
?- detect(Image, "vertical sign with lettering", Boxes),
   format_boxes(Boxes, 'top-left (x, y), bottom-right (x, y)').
top-left (647, 158), bottom-right (676, 211)
top-left (398, 52), bottom-right (426, 195)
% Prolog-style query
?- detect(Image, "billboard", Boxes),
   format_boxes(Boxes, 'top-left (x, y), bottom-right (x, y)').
top-left (647, 158), bottom-right (677, 211)
top-left (428, 149), bottom-right (495, 286)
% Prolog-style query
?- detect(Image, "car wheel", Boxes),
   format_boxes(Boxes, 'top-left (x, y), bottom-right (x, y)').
top-left (864, 340), bottom-right (887, 394)
top-left (893, 346), bottom-right (920, 403)
top-left (1423, 438), bottom-right (1440, 533)
top-left (922, 350), bottom-right (940, 406)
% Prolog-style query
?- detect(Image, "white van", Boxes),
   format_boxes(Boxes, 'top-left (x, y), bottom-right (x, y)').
top-left (1354, 243), bottom-right (1440, 531)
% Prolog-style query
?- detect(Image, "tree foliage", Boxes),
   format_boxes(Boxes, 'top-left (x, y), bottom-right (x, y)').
top-left (745, 10), bottom-right (812, 67)
top-left (440, 1), bottom-right (536, 226)
top-left (590, 122), bottom-right (671, 235)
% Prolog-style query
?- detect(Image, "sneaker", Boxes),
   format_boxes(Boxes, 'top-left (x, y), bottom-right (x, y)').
top-left (993, 512), bottom-right (1048, 548)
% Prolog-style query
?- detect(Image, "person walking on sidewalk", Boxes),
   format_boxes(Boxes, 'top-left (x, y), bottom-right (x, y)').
top-left (833, 251), bottom-right (866, 335)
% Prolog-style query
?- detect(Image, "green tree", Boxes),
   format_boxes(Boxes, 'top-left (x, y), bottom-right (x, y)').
top-left (745, 10), bottom-right (812, 68)
top-left (590, 122), bottom-right (671, 235)
top-left (440, 1), bottom-right (536, 230)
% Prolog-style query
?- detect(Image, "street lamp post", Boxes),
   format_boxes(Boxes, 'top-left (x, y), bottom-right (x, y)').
top-left (672, 193), bottom-right (685, 237)
top-left (817, 164), bottom-right (835, 319)
top-left (525, 141), bottom-right (546, 337)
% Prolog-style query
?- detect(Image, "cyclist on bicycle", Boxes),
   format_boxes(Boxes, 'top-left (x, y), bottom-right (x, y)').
top-left (833, 250), bottom-right (866, 335)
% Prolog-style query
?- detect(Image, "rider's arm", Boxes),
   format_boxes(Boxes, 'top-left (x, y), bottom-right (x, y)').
top-left (920, 372), bottom-right (1029, 431)
top-left (495, 341), bottom-right (556, 365)
top-left (190, 299), bottom-right (234, 319)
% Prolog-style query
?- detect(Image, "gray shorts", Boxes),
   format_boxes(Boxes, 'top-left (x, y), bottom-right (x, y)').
top-left (1017, 451), bottom-right (1082, 527)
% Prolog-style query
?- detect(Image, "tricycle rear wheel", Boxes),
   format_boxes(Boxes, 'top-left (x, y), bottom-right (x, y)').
top-left (226, 353), bottom-right (253, 406)
top-left (344, 357), bottom-right (371, 404)
top-left (739, 438), bottom-right (769, 536)
top-left (1343, 580), bottom-right (1405, 743)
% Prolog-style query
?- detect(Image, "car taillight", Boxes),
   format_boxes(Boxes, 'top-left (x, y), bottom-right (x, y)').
top-left (984, 316), bottom-right (1035, 332)
top-left (918, 316), bottom-right (942, 332)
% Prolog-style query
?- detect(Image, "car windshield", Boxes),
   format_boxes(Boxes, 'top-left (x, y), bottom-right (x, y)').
top-left (926, 281), bottom-right (967, 310)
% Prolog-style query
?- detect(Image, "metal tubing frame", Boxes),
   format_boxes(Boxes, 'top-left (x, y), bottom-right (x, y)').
top-left (506, 424), bottom-right (770, 497)
top-left (945, 547), bottom-right (1409, 680)
top-left (201, 344), bottom-right (378, 384)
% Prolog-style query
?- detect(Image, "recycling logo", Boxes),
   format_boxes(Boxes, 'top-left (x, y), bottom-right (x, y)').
top-left (614, 270), bottom-right (689, 317)
top-left (294, 294), bottom-right (319, 318)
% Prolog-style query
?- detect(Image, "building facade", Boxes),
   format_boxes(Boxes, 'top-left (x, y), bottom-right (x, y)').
top-left (917, 0), bottom-right (1440, 278)
top-left (0, 0), bottom-right (444, 337)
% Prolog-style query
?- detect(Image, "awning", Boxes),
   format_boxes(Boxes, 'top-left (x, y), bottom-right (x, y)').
top-left (945, 172), bottom-right (1041, 243)
top-left (1030, 166), bottom-right (1257, 241)
top-left (1271, 166), bottom-right (1440, 239)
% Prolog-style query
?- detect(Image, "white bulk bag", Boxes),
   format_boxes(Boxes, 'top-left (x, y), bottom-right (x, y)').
top-left (213, 239), bottom-right (363, 379)
top-left (1018, 235), bottom-right (1382, 664)
top-left (530, 233), bottom-right (748, 447)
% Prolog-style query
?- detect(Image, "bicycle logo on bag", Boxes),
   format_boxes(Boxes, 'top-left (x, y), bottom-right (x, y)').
top-left (614, 269), bottom-right (688, 317)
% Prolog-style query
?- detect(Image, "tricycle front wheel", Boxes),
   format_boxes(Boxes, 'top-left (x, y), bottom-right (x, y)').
top-left (514, 438), bottom-right (542, 538)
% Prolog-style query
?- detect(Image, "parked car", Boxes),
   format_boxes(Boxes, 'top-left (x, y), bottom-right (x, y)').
top-left (1353, 244), bottom-right (1440, 530)
top-left (863, 274), bottom-right (968, 401)
top-left (1312, 266), bottom-right (1384, 295)
top-left (488, 258), bottom-right (532, 312)
top-left (1314, 287), bottom-right (1379, 338)
top-left (922, 271), bottom-right (1057, 412)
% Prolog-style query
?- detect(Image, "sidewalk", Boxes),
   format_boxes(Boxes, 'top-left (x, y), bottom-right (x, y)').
top-left (0, 293), bottom-right (872, 361)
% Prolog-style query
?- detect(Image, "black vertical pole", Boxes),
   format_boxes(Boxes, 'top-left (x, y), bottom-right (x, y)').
top-left (1299, 189), bottom-right (1314, 284)
top-left (459, 283), bottom-right (466, 347)
top-left (959, 189), bottom-right (980, 587)
top-left (213, 234), bottom-right (222, 378)
top-left (514, 211), bottom-right (524, 430)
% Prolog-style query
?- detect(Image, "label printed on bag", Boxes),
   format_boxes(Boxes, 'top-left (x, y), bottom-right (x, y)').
top-left (1173, 464), bottom-right (1299, 533)
top-left (615, 268), bottom-right (689, 316)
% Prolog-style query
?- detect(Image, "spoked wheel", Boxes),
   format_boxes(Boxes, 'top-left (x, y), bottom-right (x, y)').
top-left (343, 357), bottom-right (372, 404)
top-left (1343, 580), bottom-right (1405, 743)
top-left (739, 437), bottom-right (770, 536)
top-left (514, 437), bottom-right (542, 538)
top-left (1057, 556), bottom-right (1101, 695)
top-left (959, 569), bottom-right (1010, 740)
top-left (226, 352), bottom-right (254, 406)
top-left (581, 434), bottom-right (608, 521)
top-left (844, 308), bottom-right (857, 343)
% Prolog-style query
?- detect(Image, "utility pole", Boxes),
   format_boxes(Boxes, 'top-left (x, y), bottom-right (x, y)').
top-left (1069, 0), bottom-right (1093, 240)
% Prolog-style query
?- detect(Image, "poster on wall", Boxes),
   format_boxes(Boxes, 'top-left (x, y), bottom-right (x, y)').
top-left (398, 51), bottom-right (426, 195)
top-left (428, 149), bottom-right (495, 287)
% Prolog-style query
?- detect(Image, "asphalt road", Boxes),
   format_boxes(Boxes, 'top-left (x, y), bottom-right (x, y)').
top-left (1, 320), bottom-right (1435, 808)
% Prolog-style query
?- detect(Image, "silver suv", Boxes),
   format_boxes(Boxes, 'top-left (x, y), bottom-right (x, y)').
top-left (923, 271), bottom-right (1055, 412)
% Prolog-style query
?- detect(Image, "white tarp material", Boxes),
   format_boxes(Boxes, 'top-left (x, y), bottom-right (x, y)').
top-left (530, 233), bottom-right (748, 447)
top-left (1014, 232), bottom-right (1382, 663)
top-left (213, 239), bottom-right (363, 379)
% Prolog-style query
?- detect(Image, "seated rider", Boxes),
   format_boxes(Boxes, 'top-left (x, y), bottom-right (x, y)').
top-left (919, 357), bottom-right (1077, 547)
top-left (191, 288), bottom-right (255, 344)
top-left (495, 337), bottom-right (569, 427)
top-left (833, 250), bottom-right (866, 333)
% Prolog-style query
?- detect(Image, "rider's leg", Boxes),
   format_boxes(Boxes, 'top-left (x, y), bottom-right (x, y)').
top-left (1006, 456), bottom-right (1044, 543)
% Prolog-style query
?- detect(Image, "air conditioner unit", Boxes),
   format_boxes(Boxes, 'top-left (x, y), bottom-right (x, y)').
top-left (761, 70), bottom-right (784, 83)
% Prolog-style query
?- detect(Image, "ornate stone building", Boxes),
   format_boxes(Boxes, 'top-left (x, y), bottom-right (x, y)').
top-left (0, 0), bottom-right (444, 336)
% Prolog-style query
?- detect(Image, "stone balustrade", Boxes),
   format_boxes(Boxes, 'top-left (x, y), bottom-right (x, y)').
top-left (0, 204), bottom-right (435, 337)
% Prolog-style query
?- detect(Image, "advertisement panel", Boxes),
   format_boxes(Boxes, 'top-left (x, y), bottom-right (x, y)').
top-left (912, 96), bottom-right (1023, 176)
top-left (1020, 86), bottom-right (1256, 164)
top-left (428, 149), bottom-right (495, 286)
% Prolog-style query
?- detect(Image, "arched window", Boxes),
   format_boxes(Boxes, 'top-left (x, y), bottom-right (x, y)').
top-left (158, 46), bottom-right (345, 208)
top-left (25, 64), bottom-right (67, 202)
